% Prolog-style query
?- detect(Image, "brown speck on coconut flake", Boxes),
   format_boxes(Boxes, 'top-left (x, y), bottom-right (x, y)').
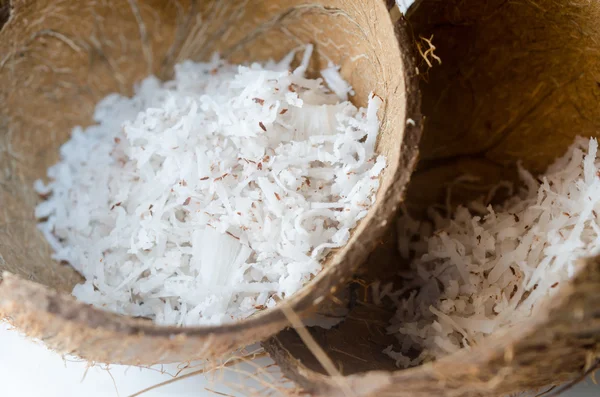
top-left (33, 44), bottom-right (386, 327)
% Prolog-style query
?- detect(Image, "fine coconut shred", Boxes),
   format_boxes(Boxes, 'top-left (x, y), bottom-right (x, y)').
top-left (35, 46), bottom-right (386, 326)
top-left (384, 137), bottom-right (600, 368)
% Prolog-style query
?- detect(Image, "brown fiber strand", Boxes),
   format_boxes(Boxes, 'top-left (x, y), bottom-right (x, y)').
top-left (280, 301), bottom-right (354, 397)
top-left (545, 361), bottom-right (600, 397)
top-left (128, 352), bottom-right (267, 397)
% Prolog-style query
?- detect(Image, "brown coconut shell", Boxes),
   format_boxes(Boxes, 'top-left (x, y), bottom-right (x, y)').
top-left (264, 0), bottom-right (600, 395)
top-left (0, 0), bottom-right (421, 364)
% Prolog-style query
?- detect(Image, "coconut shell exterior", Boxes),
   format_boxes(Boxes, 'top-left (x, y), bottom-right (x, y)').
top-left (264, 0), bottom-right (600, 395)
top-left (0, 0), bottom-right (420, 364)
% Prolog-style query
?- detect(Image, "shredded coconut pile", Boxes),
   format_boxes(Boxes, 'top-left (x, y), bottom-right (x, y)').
top-left (384, 137), bottom-right (600, 367)
top-left (35, 46), bottom-right (385, 326)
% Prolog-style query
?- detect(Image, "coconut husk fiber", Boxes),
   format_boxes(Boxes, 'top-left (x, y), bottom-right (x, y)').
top-left (0, 0), bottom-right (421, 365)
top-left (263, 0), bottom-right (600, 396)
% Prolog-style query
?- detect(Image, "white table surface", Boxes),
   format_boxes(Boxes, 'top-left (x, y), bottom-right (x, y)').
top-left (0, 323), bottom-right (287, 397)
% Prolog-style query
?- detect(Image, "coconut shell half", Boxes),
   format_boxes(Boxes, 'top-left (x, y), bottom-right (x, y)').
top-left (264, 0), bottom-right (600, 395)
top-left (0, 0), bottom-right (421, 364)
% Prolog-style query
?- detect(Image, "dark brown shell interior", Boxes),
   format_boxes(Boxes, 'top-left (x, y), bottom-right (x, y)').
top-left (264, 0), bottom-right (600, 396)
top-left (0, 0), bottom-right (419, 364)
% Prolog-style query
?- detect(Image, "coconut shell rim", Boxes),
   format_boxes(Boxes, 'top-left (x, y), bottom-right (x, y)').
top-left (263, 253), bottom-right (599, 395)
top-left (0, 0), bottom-right (422, 347)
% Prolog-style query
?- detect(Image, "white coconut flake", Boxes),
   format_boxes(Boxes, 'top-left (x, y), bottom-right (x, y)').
top-left (35, 48), bottom-right (385, 326)
top-left (386, 137), bottom-right (600, 366)
top-left (321, 63), bottom-right (355, 101)
top-left (396, 0), bottom-right (416, 15)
